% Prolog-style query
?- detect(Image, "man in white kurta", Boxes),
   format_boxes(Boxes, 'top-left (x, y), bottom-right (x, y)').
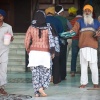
top-left (72, 5), bottom-right (100, 88)
top-left (0, 9), bottom-right (13, 95)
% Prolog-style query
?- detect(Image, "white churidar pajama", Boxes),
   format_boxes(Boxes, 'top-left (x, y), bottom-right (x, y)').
top-left (0, 22), bottom-right (13, 87)
top-left (80, 47), bottom-right (98, 85)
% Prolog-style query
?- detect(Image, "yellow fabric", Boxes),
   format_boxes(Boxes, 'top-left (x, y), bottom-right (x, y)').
top-left (45, 7), bottom-right (55, 15)
top-left (83, 5), bottom-right (93, 12)
top-left (68, 7), bottom-right (77, 15)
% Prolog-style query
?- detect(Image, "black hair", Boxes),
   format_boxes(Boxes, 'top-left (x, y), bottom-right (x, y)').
top-left (77, 9), bottom-right (83, 15)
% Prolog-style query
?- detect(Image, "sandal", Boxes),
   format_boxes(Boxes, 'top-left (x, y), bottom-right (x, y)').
top-left (79, 85), bottom-right (87, 88)
top-left (0, 88), bottom-right (8, 95)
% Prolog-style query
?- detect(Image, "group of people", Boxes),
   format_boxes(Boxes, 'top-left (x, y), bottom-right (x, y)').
top-left (24, 4), bottom-right (100, 97)
top-left (0, 4), bottom-right (100, 97)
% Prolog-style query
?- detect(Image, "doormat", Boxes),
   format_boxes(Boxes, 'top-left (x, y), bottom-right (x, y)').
top-left (0, 94), bottom-right (32, 100)
top-left (87, 88), bottom-right (100, 90)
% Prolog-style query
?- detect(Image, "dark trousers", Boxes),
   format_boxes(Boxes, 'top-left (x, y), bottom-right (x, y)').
top-left (98, 38), bottom-right (100, 69)
top-left (71, 39), bottom-right (79, 72)
top-left (59, 43), bottom-right (67, 80)
top-left (25, 50), bottom-right (29, 72)
top-left (52, 55), bottom-right (61, 84)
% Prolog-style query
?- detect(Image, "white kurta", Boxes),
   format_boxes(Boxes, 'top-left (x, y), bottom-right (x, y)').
top-left (80, 47), bottom-right (98, 85)
top-left (28, 50), bottom-right (51, 69)
top-left (0, 22), bottom-right (13, 86)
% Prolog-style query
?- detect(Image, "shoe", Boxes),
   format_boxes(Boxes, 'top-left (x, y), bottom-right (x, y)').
top-left (39, 88), bottom-right (47, 97)
top-left (71, 72), bottom-right (75, 77)
top-left (79, 85), bottom-right (87, 88)
top-left (0, 88), bottom-right (8, 95)
top-left (93, 84), bottom-right (100, 88)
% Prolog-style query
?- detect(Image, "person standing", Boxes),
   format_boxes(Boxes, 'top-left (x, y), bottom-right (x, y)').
top-left (24, 10), bottom-right (57, 97)
top-left (0, 9), bottom-right (14, 95)
top-left (71, 5), bottom-right (100, 88)
top-left (55, 5), bottom-right (72, 80)
top-left (70, 9), bottom-right (83, 77)
top-left (45, 6), bottom-right (63, 84)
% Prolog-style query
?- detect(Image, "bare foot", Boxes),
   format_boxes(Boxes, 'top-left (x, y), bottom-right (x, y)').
top-left (39, 88), bottom-right (47, 97)
top-left (79, 85), bottom-right (87, 88)
top-left (0, 88), bottom-right (8, 95)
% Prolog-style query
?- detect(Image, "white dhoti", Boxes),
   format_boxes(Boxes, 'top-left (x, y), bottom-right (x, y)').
top-left (80, 47), bottom-right (99, 85)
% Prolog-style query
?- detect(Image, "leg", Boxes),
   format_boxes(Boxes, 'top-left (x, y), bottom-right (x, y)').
top-left (0, 63), bottom-right (8, 95)
top-left (60, 43), bottom-right (67, 80)
top-left (52, 56), bottom-right (61, 84)
top-left (89, 62), bottom-right (99, 86)
top-left (71, 40), bottom-right (79, 76)
top-left (39, 66), bottom-right (51, 96)
top-left (31, 67), bottom-right (41, 97)
top-left (80, 51), bottom-right (88, 87)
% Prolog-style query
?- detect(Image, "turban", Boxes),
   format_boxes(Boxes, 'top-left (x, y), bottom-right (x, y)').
top-left (45, 7), bottom-right (55, 15)
top-left (68, 7), bottom-right (77, 15)
top-left (83, 5), bottom-right (93, 12)
top-left (0, 9), bottom-right (6, 17)
top-left (55, 5), bottom-right (64, 15)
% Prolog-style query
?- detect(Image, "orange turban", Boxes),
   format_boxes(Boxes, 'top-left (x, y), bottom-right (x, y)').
top-left (45, 7), bottom-right (55, 15)
top-left (83, 5), bottom-right (93, 12)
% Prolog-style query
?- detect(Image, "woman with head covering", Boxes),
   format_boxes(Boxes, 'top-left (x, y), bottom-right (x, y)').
top-left (24, 10), bottom-right (56, 97)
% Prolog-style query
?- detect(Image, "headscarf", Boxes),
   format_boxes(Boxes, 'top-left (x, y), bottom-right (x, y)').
top-left (68, 7), bottom-right (77, 15)
top-left (31, 10), bottom-right (47, 29)
top-left (31, 10), bottom-right (47, 38)
top-left (55, 5), bottom-right (64, 15)
top-left (0, 9), bottom-right (6, 17)
top-left (83, 4), bottom-right (93, 12)
top-left (45, 7), bottom-right (55, 15)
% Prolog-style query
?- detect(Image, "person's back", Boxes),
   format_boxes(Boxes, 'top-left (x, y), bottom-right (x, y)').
top-left (45, 6), bottom-right (63, 84)
top-left (55, 5), bottom-right (72, 80)
top-left (67, 7), bottom-right (77, 21)
top-left (70, 9), bottom-right (83, 77)
top-left (55, 16), bottom-right (69, 32)
top-left (24, 10), bottom-right (56, 97)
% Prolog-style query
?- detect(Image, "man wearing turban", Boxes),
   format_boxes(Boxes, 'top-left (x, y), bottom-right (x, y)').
top-left (0, 9), bottom-right (14, 95)
top-left (71, 5), bottom-right (100, 88)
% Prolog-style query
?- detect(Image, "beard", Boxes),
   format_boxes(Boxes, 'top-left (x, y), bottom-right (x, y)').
top-left (83, 13), bottom-right (94, 25)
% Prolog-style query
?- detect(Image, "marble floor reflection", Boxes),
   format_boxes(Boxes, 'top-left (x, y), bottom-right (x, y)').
top-left (5, 72), bottom-right (100, 100)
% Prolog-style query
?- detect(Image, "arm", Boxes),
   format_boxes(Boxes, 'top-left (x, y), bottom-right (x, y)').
top-left (24, 26), bottom-right (32, 53)
top-left (71, 21), bottom-right (80, 33)
top-left (8, 26), bottom-right (14, 42)
top-left (67, 20), bottom-right (72, 30)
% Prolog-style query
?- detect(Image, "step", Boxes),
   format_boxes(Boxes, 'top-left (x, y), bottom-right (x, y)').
top-left (7, 65), bottom-right (26, 72)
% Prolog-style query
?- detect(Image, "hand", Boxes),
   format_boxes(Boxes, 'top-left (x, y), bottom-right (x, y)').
top-left (51, 53), bottom-right (55, 59)
top-left (11, 36), bottom-right (14, 42)
top-left (70, 30), bottom-right (74, 33)
top-left (95, 30), bottom-right (100, 37)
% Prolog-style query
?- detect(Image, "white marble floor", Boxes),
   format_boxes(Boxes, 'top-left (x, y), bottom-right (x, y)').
top-left (4, 72), bottom-right (100, 100)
